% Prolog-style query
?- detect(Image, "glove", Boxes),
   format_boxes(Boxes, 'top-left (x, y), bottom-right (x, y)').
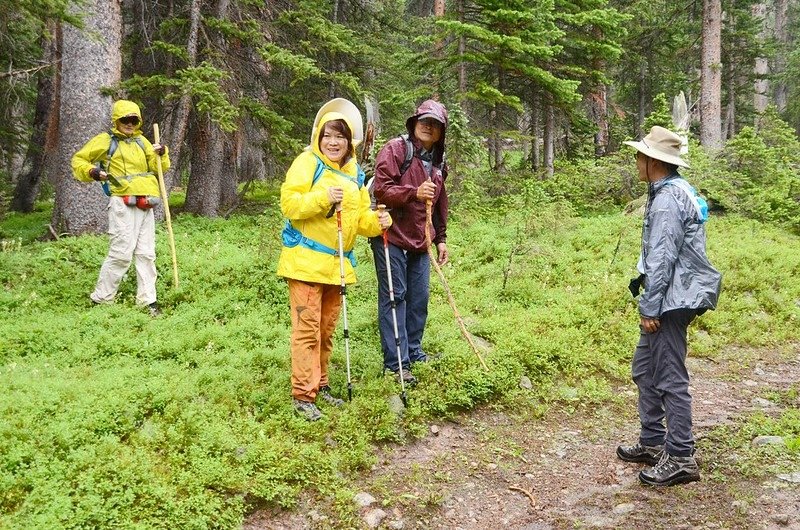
top-left (153, 143), bottom-right (166, 156)
top-left (89, 167), bottom-right (107, 181)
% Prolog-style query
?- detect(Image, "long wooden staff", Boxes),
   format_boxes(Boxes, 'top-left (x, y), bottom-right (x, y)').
top-left (425, 179), bottom-right (488, 371)
top-left (153, 124), bottom-right (179, 288)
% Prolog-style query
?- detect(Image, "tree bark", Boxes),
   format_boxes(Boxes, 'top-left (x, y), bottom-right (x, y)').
top-left (530, 92), bottom-right (540, 172)
top-left (543, 97), bottom-right (555, 179)
top-left (752, 2), bottom-right (769, 115)
top-left (457, 0), bottom-right (466, 95)
top-left (165, 0), bottom-right (201, 189)
top-left (773, 0), bottom-right (789, 111)
top-left (10, 22), bottom-right (60, 213)
top-left (51, 0), bottom-right (122, 235)
top-left (700, 0), bottom-right (723, 149)
top-left (183, 106), bottom-right (234, 217)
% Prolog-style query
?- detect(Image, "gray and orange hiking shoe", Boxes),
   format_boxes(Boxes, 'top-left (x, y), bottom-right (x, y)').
top-left (616, 442), bottom-right (664, 466)
top-left (318, 386), bottom-right (344, 407)
top-left (293, 398), bottom-right (322, 421)
top-left (639, 452), bottom-right (700, 486)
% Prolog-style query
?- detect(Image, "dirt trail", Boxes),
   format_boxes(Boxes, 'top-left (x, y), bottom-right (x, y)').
top-left (246, 346), bottom-right (800, 529)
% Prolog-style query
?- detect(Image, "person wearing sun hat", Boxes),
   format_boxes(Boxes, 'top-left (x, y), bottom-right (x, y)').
top-left (277, 98), bottom-right (391, 421)
top-left (615, 125), bottom-right (722, 486)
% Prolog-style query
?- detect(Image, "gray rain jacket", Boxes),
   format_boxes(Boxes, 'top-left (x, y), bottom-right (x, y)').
top-left (638, 174), bottom-right (722, 318)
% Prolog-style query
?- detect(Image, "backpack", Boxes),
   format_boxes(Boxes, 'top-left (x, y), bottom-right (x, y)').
top-left (665, 177), bottom-right (709, 224)
top-left (97, 132), bottom-right (147, 196)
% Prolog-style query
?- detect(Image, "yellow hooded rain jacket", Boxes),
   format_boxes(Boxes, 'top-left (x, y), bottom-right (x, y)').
top-left (277, 112), bottom-right (388, 285)
top-left (71, 100), bottom-right (170, 197)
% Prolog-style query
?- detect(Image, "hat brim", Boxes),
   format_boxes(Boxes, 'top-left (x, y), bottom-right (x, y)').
top-left (624, 140), bottom-right (690, 168)
top-left (416, 112), bottom-right (444, 124)
top-left (311, 99), bottom-right (364, 147)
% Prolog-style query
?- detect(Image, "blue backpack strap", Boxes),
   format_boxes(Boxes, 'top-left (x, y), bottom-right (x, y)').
top-left (281, 221), bottom-right (357, 267)
top-left (311, 154), bottom-right (361, 188)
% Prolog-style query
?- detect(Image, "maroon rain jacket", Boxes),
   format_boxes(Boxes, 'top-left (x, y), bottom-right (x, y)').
top-left (372, 100), bottom-right (449, 252)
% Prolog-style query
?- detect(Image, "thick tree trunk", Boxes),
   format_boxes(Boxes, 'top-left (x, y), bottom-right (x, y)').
top-left (589, 88), bottom-right (608, 157)
top-left (723, 53), bottom-right (736, 139)
top-left (184, 114), bottom-right (234, 217)
top-left (10, 23), bottom-right (60, 213)
top-left (752, 2), bottom-right (769, 114)
top-left (700, 0), bottom-right (723, 149)
top-left (51, 0), bottom-right (122, 235)
top-left (773, 0), bottom-right (789, 111)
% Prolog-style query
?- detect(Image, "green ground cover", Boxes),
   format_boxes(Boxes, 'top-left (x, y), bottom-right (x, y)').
top-left (1, 185), bottom-right (799, 528)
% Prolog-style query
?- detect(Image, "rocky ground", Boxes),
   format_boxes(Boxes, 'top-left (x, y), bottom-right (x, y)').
top-left (245, 344), bottom-right (800, 530)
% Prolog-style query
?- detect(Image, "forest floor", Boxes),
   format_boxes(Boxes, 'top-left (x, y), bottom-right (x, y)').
top-left (245, 344), bottom-right (800, 530)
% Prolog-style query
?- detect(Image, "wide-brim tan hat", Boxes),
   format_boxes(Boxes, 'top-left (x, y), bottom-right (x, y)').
top-left (311, 98), bottom-right (364, 148)
top-left (623, 125), bottom-right (690, 168)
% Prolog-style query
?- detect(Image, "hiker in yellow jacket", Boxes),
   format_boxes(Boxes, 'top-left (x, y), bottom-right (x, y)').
top-left (277, 99), bottom-right (391, 421)
top-left (72, 99), bottom-right (170, 316)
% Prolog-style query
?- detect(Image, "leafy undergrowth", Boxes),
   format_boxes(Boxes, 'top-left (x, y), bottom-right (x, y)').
top-left (1, 185), bottom-right (799, 528)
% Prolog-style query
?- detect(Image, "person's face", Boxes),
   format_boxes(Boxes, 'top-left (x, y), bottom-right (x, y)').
top-left (319, 124), bottom-right (349, 163)
top-left (414, 118), bottom-right (443, 150)
top-left (636, 151), bottom-right (650, 182)
top-left (116, 115), bottom-right (140, 136)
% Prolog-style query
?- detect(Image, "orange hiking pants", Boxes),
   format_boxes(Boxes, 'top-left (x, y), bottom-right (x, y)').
top-left (288, 279), bottom-right (342, 402)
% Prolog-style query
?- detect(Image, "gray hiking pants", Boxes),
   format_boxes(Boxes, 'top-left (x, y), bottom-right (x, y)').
top-left (632, 308), bottom-right (697, 457)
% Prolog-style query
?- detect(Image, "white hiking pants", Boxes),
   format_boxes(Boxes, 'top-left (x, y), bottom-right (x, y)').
top-left (90, 196), bottom-right (157, 306)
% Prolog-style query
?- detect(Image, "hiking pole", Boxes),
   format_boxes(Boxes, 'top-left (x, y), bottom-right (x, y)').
top-left (334, 202), bottom-right (354, 401)
top-left (152, 124), bottom-right (179, 289)
top-left (424, 179), bottom-right (488, 371)
top-left (378, 205), bottom-right (408, 406)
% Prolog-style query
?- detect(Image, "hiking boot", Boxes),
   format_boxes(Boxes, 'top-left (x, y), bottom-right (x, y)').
top-left (616, 442), bottom-right (664, 466)
top-left (318, 386), bottom-right (344, 407)
top-left (394, 369), bottom-right (417, 387)
top-left (148, 302), bottom-right (161, 317)
top-left (639, 452), bottom-right (700, 487)
top-left (293, 398), bottom-right (322, 421)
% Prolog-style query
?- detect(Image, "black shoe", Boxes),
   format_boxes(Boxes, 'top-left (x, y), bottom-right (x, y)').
top-left (318, 386), bottom-right (344, 407)
top-left (148, 302), bottom-right (161, 317)
top-left (616, 442), bottom-right (664, 466)
top-left (639, 452), bottom-right (700, 486)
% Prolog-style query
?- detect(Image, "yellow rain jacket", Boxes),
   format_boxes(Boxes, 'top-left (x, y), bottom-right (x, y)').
top-left (277, 112), bottom-right (388, 285)
top-left (71, 100), bottom-right (170, 197)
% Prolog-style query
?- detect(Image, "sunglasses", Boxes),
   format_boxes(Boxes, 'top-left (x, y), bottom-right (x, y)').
top-left (119, 116), bottom-right (140, 126)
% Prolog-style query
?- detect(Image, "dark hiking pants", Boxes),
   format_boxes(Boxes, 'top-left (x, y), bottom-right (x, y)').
top-left (370, 237), bottom-right (430, 372)
top-left (632, 308), bottom-right (698, 457)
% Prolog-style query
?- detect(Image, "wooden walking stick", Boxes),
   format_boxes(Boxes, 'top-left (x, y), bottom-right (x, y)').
top-left (153, 124), bottom-right (179, 288)
top-left (425, 180), bottom-right (488, 371)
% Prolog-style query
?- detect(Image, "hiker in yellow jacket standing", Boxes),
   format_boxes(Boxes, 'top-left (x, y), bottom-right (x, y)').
top-left (72, 100), bottom-right (170, 316)
top-left (277, 99), bottom-right (391, 421)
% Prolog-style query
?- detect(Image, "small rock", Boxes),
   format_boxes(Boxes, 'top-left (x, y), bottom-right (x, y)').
top-left (363, 508), bottom-right (387, 529)
top-left (752, 397), bottom-right (776, 408)
top-left (354, 492), bottom-right (376, 508)
top-left (777, 472), bottom-right (800, 483)
top-left (519, 376), bottom-right (533, 390)
top-left (430, 424), bottom-right (440, 435)
top-left (612, 503), bottom-right (635, 515)
top-left (743, 379), bottom-right (759, 387)
top-left (754, 366), bottom-right (766, 376)
top-left (388, 395), bottom-right (405, 416)
top-left (771, 513), bottom-right (790, 526)
top-left (387, 520), bottom-right (405, 530)
top-left (732, 500), bottom-right (748, 514)
top-left (752, 435), bottom-right (785, 447)
top-left (487, 463), bottom-right (498, 470)
top-left (524, 473), bottom-right (535, 479)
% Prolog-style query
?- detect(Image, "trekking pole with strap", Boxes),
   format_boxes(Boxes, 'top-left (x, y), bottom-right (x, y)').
top-left (425, 177), bottom-right (488, 371)
top-left (378, 205), bottom-right (408, 406)
top-left (153, 124), bottom-right (179, 288)
top-left (334, 202), bottom-right (354, 401)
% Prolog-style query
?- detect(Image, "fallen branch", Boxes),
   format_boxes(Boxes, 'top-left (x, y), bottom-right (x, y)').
top-left (508, 485), bottom-right (535, 507)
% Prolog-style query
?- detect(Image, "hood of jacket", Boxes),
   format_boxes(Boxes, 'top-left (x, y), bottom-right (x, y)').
top-left (405, 99), bottom-right (448, 165)
top-left (111, 100), bottom-right (142, 137)
top-left (310, 111), bottom-right (358, 169)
